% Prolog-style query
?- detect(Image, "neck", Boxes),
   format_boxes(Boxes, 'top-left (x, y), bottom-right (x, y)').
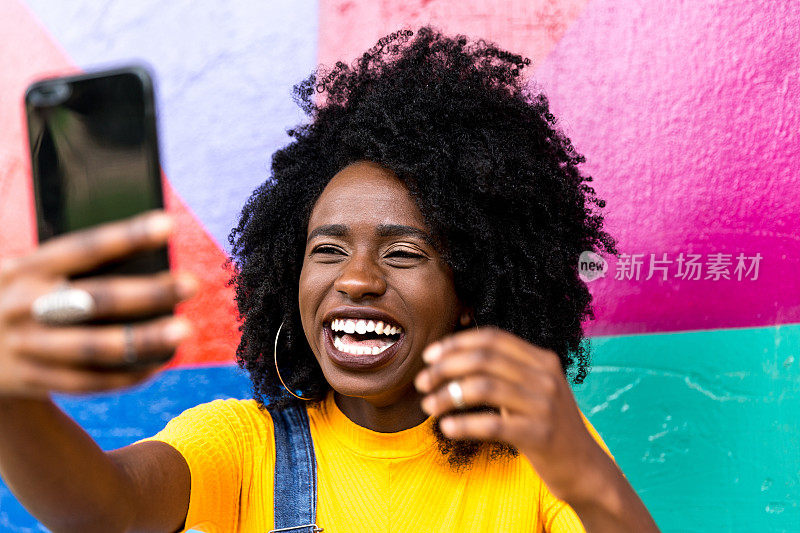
top-left (333, 387), bottom-right (428, 433)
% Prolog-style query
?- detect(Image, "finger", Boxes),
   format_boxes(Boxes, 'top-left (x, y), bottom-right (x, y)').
top-left (438, 412), bottom-right (546, 445)
top-left (76, 272), bottom-right (198, 319)
top-left (1, 211), bottom-right (172, 278)
top-left (0, 272), bottom-right (197, 323)
top-left (415, 347), bottom-right (532, 393)
top-left (421, 374), bottom-right (551, 418)
top-left (14, 357), bottom-right (161, 395)
top-left (423, 327), bottom-right (561, 371)
top-left (7, 316), bottom-right (192, 368)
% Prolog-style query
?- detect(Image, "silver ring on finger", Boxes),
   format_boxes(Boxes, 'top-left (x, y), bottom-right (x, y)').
top-left (447, 380), bottom-right (466, 409)
top-left (122, 324), bottom-right (137, 364)
top-left (31, 282), bottom-right (97, 326)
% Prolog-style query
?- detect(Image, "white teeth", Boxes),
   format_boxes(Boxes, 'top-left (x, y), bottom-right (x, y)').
top-left (329, 318), bottom-right (403, 335)
top-left (332, 334), bottom-right (398, 356)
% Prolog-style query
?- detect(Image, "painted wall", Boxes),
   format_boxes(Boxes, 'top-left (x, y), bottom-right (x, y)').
top-left (0, 0), bottom-right (798, 530)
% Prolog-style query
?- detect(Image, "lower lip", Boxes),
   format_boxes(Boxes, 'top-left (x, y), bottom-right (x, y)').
top-left (323, 326), bottom-right (405, 371)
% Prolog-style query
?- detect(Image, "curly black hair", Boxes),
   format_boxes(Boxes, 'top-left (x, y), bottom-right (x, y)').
top-left (228, 26), bottom-right (616, 469)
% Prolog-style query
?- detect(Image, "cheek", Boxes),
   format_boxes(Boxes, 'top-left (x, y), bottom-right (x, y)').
top-left (403, 271), bottom-right (461, 337)
top-left (434, 286), bottom-right (462, 333)
top-left (298, 261), bottom-right (321, 336)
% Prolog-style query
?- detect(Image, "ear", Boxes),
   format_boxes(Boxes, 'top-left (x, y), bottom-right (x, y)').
top-left (459, 309), bottom-right (474, 328)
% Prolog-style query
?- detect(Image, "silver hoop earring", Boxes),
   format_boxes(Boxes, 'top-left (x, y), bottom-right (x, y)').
top-left (274, 320), bottom-right (313, 401)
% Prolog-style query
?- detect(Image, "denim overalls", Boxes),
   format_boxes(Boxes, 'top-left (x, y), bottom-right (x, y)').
top-left (267, 405), bottom-right (324, 533)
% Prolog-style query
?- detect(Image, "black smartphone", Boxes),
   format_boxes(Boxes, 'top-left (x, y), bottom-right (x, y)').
top-left (25, 65), bottom-right (169, 278)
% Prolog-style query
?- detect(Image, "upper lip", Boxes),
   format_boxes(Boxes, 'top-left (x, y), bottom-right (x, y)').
top-left (322, 306), bottom-right (403, 329)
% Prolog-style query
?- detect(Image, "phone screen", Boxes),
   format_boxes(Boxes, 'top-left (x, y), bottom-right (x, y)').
top-left (26, 67), bottom-right (168, 276)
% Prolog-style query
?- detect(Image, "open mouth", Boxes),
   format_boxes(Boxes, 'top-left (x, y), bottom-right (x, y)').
top-left (328, 318), bottom-right (404, 356)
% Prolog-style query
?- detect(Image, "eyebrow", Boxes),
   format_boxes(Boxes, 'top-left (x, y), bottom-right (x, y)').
top-left (306, 223), bottom-right (436, 247)
top-left (306, 224), bottom-right (348, 243)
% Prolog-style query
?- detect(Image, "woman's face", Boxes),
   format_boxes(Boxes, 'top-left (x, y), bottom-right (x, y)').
top-left (299, 161), bottom-right (464, 406)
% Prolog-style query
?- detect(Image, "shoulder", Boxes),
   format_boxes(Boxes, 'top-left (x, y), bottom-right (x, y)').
top-left (140, 398), bottom-right (275, 452)
top-left (137, 399), bottom-right (277, 532)
top-left (167, 397), bottom-right (268, 427)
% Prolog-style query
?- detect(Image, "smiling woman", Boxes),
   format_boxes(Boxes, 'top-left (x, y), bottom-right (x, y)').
top-left (0, 26), bottom-right (659, 533)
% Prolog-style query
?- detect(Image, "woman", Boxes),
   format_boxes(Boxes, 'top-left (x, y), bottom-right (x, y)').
top-left (0, 28), bottom-right (659, 532)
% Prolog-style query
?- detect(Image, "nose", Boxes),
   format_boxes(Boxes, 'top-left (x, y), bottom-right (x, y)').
top-left (334, 252), bottom-right (387, 300)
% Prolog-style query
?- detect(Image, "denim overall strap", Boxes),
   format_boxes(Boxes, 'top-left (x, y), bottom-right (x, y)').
top-left (267, 404), bottom-right (323, 533)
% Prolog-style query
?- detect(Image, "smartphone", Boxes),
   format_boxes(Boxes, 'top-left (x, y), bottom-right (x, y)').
top-left (25, 65), bottom-right (169, 278)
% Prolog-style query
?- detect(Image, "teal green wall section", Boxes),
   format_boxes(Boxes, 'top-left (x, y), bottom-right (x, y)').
top-left (574, 324), bottom-right (800, 532)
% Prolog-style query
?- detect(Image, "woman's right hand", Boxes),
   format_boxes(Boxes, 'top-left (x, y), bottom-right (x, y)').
top-left (0, 210), bottom-right (196, 398)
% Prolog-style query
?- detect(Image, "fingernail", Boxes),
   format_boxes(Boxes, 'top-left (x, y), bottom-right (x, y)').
top-left (165, 318), bottom-right (192, 343)
top-left (441, 417), bottom-right (455, 434)
top-left (423, 343), bottom-right (442, 364)
top-left (147, 212), bottom-right (173, 237)
top-left (175, 273), bottom-right (199, 300)
top-left (421, 396), bottom-right (434, 414)
top-left (414, 371), bottom-right (430, 392)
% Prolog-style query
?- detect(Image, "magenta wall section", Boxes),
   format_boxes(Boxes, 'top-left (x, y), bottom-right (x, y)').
top-left (534, 0), bottom-right (800, 336)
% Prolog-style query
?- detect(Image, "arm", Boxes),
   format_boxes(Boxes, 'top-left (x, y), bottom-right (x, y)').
top-left (0, 212), bottom-right (195, 532)
top-left (559, 446), bottom-right (659, 532)
top-left (0, 397), bottom-right (190, 533)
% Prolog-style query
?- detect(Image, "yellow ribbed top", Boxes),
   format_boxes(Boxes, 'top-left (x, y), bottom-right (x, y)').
top-left (143, 390), bottom-right (605, 532)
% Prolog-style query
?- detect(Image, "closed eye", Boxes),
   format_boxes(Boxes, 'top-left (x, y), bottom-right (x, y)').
top-left (384, 246), bottom-right (429, 267)
top-left (310, 245), bottom-right (347, 260)
top-left (312, 245), bottom-right (344, 253)
top-left (387, 250), bottom-right (424, 259)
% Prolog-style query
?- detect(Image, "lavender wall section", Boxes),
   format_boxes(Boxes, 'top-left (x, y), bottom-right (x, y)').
top-left (22, 0), bottom-right (318, 252)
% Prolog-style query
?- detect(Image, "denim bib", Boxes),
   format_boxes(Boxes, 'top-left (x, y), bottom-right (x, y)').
top-left (267, 405), bottom-right (323, 533)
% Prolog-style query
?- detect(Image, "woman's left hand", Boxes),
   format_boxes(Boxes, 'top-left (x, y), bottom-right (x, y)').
top-left (414, 326), bottom-right (606, 504)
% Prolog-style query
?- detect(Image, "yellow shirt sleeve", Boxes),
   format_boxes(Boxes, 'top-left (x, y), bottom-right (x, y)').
top-left (539, 414), bottom-right (615, 532)
top-left (138, 399), bottom-right (273, 533)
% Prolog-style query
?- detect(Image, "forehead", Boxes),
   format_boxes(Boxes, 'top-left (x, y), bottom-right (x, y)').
top-left (307, 161), bottom-right (427, 232)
